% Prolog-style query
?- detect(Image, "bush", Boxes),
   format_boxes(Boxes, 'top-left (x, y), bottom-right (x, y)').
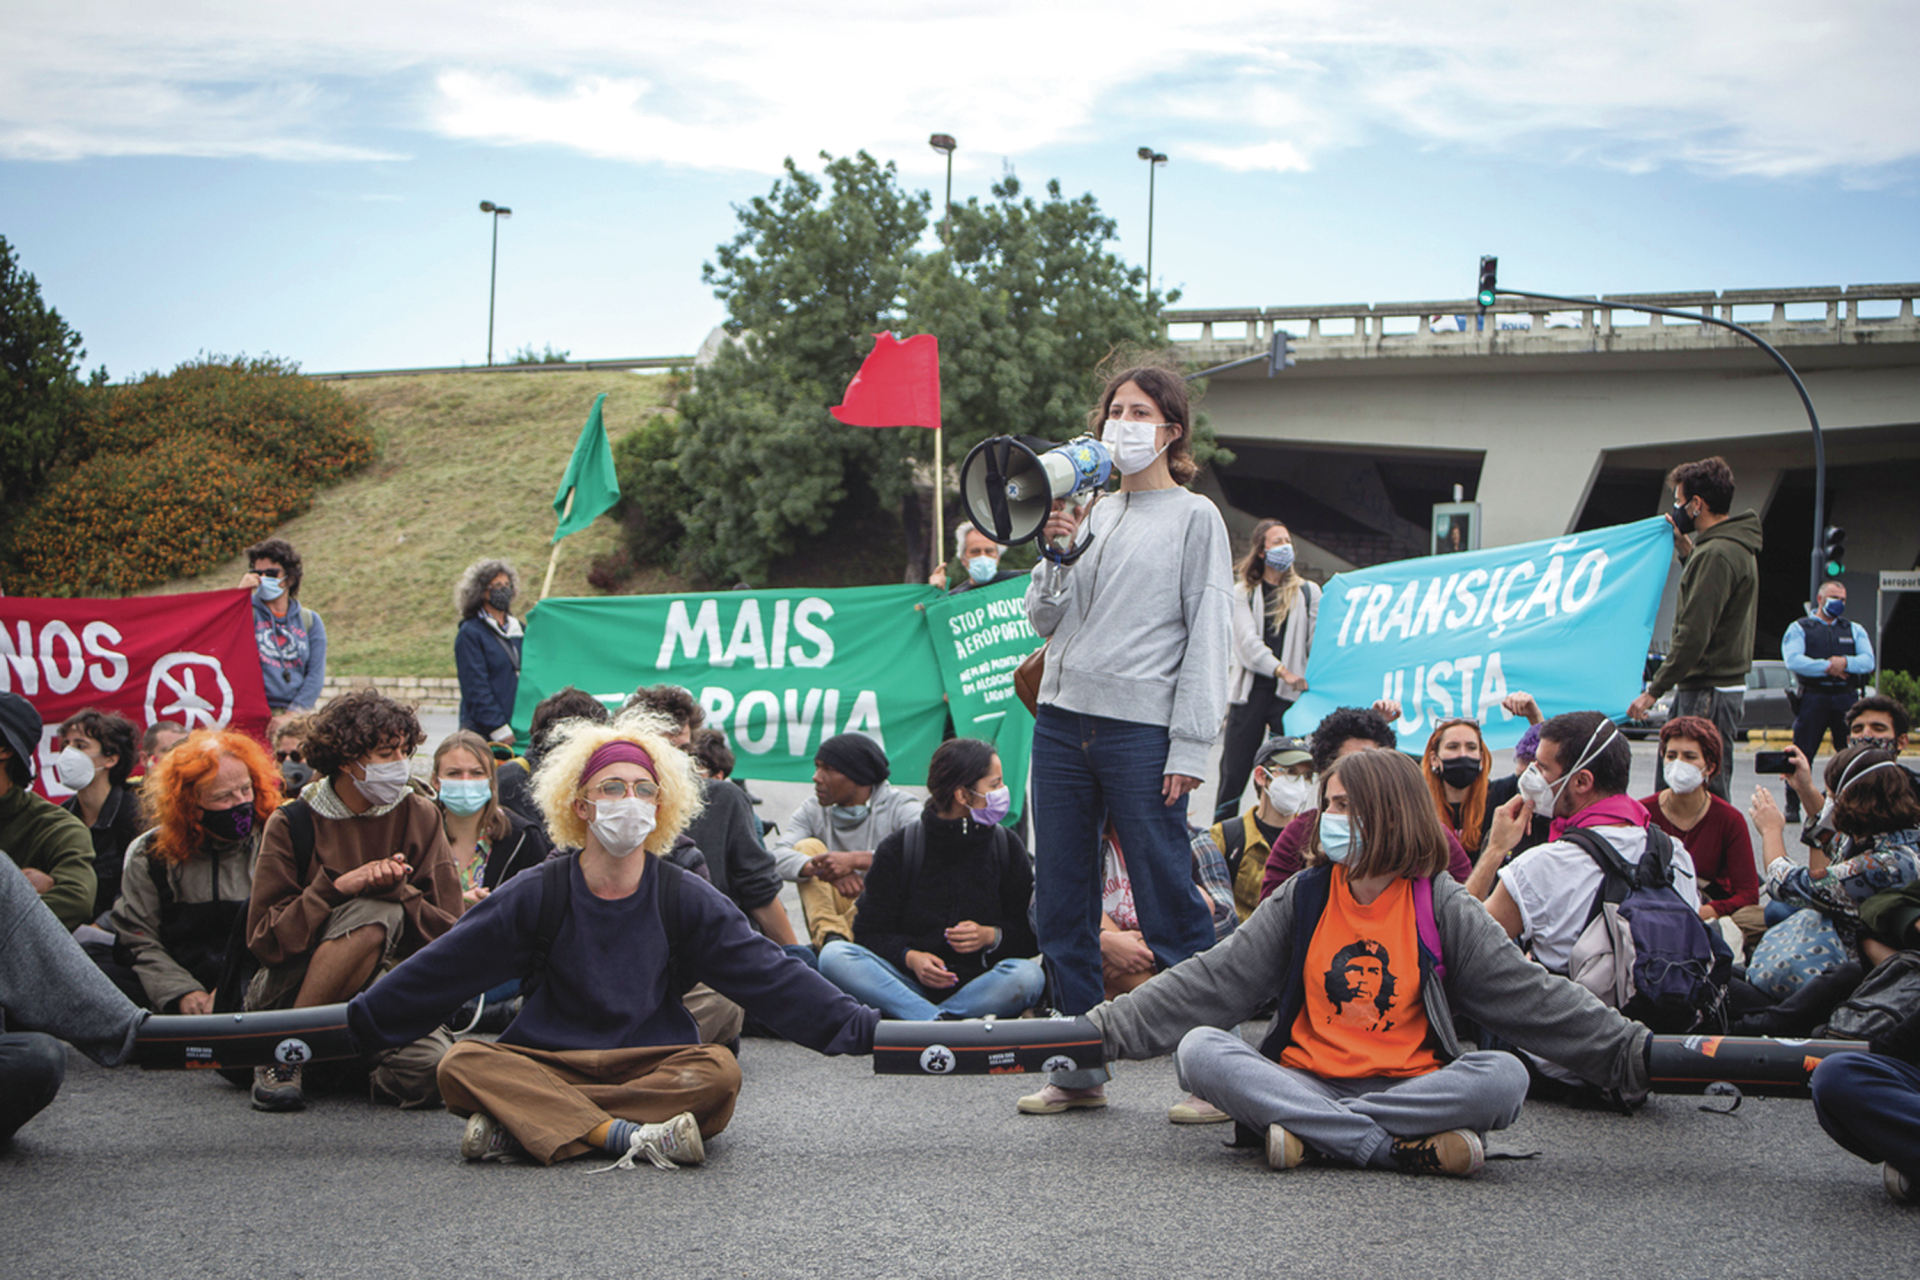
top-left (5, 355), bottom-right (373, 595)
top-left (612, 412), bottom-right (691, 567)
top-left (1876, 669), bottom-right (1920, 730)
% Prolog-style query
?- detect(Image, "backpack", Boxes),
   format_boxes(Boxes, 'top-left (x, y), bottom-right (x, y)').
top-left (520, 853), bottom-right (695, 1002)
top-left (1560, 826), bottom-right (1730, 1034)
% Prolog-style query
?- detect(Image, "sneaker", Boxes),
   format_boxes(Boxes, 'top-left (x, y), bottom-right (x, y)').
top-left (1168, 1095), bottom-right (1231, 1125)
top-left (1887, 1162), bottom-right (1913, 1204)
top-left (250, 1063), bottom-right (305, 1112)
top-left (1265, 1124), bottom-right (1305, 1170)
top-left (1016, 1084), bottom-right (1107, 1115)
top-left (1389, 1129), bottom-right (1485, 1178)
top-left (602, 1112), bottom-right (706, 1172)
top-left (460, 1112), bottom-right (524, 1162)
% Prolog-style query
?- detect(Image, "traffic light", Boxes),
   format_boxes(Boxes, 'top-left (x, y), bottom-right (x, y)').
top-left (1823, 525), bottom-right (1847, 576)
top-left (1477, 256), bottom-right (1498, 308)
top-left (1268, 328), bottom-right (1296, 376)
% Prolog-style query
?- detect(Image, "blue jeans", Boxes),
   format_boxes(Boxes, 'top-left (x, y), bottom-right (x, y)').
top-left (1811, 1051), bottom-right (1920, 1183)
top-left (817, 941), bottom-right (1044, 1021)
top-left (1031, 707), bottom-right (1215, 1018)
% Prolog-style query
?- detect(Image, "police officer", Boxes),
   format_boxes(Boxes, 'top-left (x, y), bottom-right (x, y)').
top-left (1782, 580), bottom-right (1875, 821)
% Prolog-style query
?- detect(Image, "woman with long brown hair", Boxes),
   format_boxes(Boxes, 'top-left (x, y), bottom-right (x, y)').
top-left (1020, 363), bottom-right (1236, 1114)
top-left (1421, 718), bottom-right (1492, 853)
top-left (1214, 519), bottom-right (1320, 823)
top-left (1082, 748), bottom-right (1656, 1179)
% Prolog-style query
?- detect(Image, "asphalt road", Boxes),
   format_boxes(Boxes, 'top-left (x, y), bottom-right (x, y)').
top-left (9, 721), bottom-right (1898, 1278)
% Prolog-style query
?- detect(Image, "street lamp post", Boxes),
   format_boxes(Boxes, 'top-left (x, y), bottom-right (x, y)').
top-left (929, 134), bottom-right (957, 243)
top-left (478, 200), bottom-right (513, 365)
top-left (1136, 146), bottom-right (1167, 295)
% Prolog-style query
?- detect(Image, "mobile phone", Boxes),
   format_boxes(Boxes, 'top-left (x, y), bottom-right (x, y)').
top-left (1755, 750), bottom-right (1793, 774)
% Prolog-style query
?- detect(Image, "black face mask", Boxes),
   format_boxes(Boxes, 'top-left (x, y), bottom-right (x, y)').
top-left (1669, 498), bottom-right (1697, 536)
top-left (1852, 735), bottom-right (1897, 752)
top-left (202, 803), bottom-right (254, 842)
top-left (1438, 757), bottom-right (1484, 790)
top-left (488, 585), bottom-right (514, 612)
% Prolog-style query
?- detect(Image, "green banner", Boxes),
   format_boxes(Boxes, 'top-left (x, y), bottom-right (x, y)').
top-left (922, 575), bottom-right (1038, 824)
top-left (514, 584), bottom-right (950, 783)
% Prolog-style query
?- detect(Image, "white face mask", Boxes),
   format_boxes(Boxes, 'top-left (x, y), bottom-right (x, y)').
top-left (1665, 760), bottom-right (1706, 795)
top-left (1102, 417), bottom-right (1171, 477)
top-left (1518, 719), bottom-right (1620, 815)
top-left (352, 758), bottom-right (413, 807)
top-left (590, 797), bottom-right (657, 858)
top-left (1265, 772), bottom-right (1314, 815)
top-left (54, 746), bottom-right (97, 791)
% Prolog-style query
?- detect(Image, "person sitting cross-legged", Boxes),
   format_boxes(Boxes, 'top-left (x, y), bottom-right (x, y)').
top-left (346, 713), bottom-right (880, 1169)
top-left (818, 738), bottom-right (1043, 1021)
top-left (1088, 749), bottom-right (1654, 1179)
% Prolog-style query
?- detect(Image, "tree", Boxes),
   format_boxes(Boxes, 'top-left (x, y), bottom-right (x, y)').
top-left (0, 234), bottom-right (86, 514)
top-left (622, 155), bottom-right (1219, 586)
top-left (666, 151), bottom-right (930, 584)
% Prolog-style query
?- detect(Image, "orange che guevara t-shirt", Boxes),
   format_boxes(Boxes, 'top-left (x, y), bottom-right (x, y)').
top-left (1279, 870), bottom-right (1440, 1080)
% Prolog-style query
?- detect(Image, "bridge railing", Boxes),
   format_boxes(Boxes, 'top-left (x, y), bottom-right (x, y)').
top-left (1164, 283), bottom-right (1920, 355)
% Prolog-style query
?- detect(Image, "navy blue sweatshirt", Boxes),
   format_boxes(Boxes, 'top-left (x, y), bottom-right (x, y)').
top-left (349, 854), bottom-right (877, 1056)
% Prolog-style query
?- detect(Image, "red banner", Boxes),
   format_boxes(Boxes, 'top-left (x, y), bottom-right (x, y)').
top-left (0, 588), bottom-right (271, 797)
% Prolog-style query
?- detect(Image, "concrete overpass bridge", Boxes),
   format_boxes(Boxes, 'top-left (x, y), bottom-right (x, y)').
top-left (1169, 283), bottom-right (1920, 670)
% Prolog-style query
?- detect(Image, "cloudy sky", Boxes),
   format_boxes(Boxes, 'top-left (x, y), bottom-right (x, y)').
top-left (3, 1), bottom-right (1914, 376)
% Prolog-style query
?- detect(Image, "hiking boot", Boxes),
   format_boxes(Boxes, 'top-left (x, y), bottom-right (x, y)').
top-left (605, 1112), bottom-right (706, 1171)
top-left (1265, 1124), bottom-right (1305, 1170)
top-left (1168, 1095), bottom-right (1230, 1124)
top-left (460, 1112), bottom-right (524, 1163)
top-left (1390, 1129), bottom-right (1484, 1178)
top-left (1016, 1084), bottom-right (1106, 1115)
top-left (1887, 1162), bottom-right (1913, 1204)
top-left (250, 1063), bottom-right (305, 1112)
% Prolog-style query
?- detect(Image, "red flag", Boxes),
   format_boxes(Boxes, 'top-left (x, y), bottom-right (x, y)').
top-left (830, 333), bottom-right (941, 430)
top-left (0, 588), bottom-right (272, 797)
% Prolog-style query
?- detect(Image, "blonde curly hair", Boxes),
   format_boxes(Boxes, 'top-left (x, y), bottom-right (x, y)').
top-left (531, 711), bottom-right (704, 855)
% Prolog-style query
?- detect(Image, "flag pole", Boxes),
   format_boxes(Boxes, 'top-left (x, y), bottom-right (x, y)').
top-left (541, 487), bottom-right (576, 600)
top-left (932, 424), bottom-right (945, 584)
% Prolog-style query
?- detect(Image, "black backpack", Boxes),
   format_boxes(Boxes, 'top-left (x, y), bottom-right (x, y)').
top-left (1559, 826), bottom-right (1731, 1034)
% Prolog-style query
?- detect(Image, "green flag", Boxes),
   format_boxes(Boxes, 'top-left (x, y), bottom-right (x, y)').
top-left (552, 393), bottom-right (621, 540)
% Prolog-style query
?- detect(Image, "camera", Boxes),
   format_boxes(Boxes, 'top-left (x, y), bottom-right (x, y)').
top-left (1755, 751), bottom-right (1793, 775)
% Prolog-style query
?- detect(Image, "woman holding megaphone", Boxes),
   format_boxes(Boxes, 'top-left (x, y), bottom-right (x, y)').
top-left (1017, 365), bottom-right (1236, 1116)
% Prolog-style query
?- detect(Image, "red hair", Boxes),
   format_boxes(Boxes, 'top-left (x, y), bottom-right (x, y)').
top-left (1422, 718), bottom-right (1490, 851)
top-left (1659, 715), bottom-right (1723, 778)
top-left (139, 729), bottom-right (282, 866)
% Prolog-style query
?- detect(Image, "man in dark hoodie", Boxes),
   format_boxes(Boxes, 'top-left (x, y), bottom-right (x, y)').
top-left (1628, 457), bottom-right (1762, 802)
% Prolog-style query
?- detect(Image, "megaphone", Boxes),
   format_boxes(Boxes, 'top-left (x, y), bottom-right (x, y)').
top-left (959, 435), bottom-right (1113, 555)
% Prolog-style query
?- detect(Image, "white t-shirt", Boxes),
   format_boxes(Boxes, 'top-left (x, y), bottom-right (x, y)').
top-left (1497, 823), bottom-right (1700, 973)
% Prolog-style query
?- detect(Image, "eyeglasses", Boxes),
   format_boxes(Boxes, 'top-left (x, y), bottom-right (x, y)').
top-left (254, 567), bottom-right (284, 579)
top-left (275, 748), bottom-right (302, 763)
top-left (585, 779), bottom-right (659, 801)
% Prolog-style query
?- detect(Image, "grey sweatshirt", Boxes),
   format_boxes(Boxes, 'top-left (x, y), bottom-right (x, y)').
top-left (1025, 486), bottom-right (1236, 780)
top-left (1089, 870), bottom-right (1652, 1099)
top-left (769, 781), bottom-right (923, 880)
top-left (1, 851), bottom-right (144, 1064)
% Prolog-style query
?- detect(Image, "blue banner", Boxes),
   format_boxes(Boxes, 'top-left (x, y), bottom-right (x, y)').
top-left (1289, 517), bottom-right (1675, 749)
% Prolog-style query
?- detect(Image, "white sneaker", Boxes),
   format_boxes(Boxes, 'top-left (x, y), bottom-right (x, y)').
top-left (601, 1112), bottom-right (706, 1172)
top-left (460, 1112), bottom-right (524, 1162)
top-left (1168, 1095), bottom-right (1230, 1124)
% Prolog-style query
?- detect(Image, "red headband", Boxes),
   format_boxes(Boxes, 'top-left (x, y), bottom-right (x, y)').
top-left (580, 740), bottom-right (657, 786)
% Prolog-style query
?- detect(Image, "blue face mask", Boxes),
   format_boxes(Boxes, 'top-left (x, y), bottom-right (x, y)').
top-left (1319, 812), bottom-right (1359, 865)
top-left (829, 803), bottom-right (870, 830)
top-left (255, 576), bottom-right (286, 603)
top-left (967, 556), bottom-right (1000, 585)
top-left (438, 778), bottom-right (492, 816)
top-left (1821, 597), bottom-right (1845, 620)
top-left (1264, 544), bottom-right (1295, 575)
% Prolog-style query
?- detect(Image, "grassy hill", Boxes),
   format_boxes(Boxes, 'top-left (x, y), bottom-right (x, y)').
top-left (153, 369), bottom-right (691, 676)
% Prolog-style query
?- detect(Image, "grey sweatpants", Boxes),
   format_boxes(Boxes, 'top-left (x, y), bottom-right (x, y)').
top-left (1175, 1027), bottom-right (1528, 1168)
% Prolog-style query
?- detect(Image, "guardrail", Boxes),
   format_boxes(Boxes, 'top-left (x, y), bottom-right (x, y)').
top-left (309, 356), bottom-right (694, 381)
top-left (1163, 283), bottom-right (1920, 358)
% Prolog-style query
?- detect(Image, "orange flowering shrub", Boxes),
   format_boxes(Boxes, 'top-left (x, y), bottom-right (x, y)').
top-left (5, 356), bottom-right (373, 596)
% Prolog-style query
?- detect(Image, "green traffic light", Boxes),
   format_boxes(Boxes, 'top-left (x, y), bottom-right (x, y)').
top-left (1477, 289), bottom-right (1495, 308)
top-left (1826, 559), bottom-right (1846, 576)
